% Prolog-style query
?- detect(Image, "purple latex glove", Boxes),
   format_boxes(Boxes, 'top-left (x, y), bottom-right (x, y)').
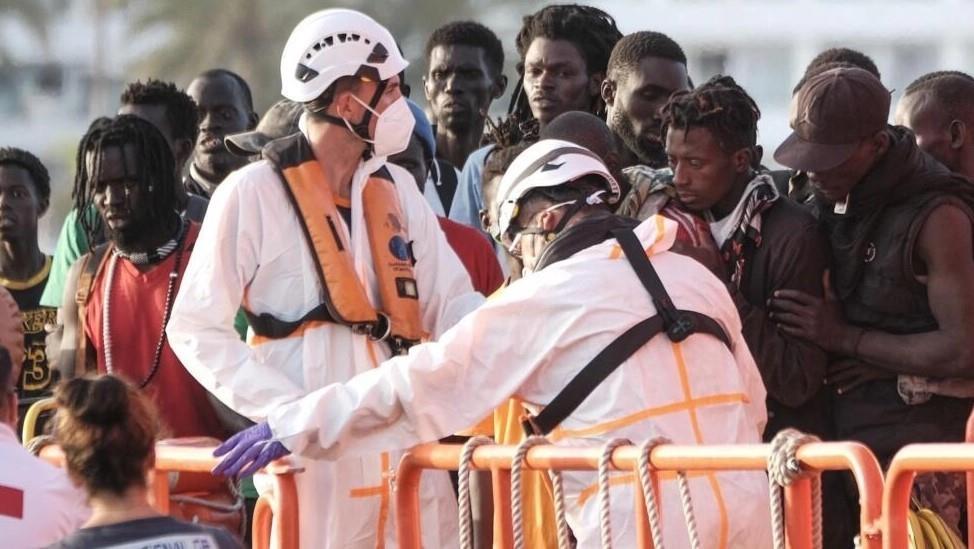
top-left (212, 422), bottom-right (290, 479)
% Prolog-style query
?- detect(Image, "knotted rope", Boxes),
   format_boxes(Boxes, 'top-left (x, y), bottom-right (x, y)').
top-left (767, 429), bottom-right (823, 549)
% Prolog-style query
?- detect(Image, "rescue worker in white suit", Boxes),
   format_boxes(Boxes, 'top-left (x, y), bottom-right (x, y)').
top-left (165, 9), bottom-right (483, 549)
top-left (213, 139), bottom-right (774, 548)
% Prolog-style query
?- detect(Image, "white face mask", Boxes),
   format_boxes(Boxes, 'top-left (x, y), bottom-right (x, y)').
top-left (347, 94), bottom-right (414, 158)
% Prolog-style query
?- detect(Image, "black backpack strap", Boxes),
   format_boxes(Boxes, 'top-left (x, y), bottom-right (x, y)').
top-left (612, 228), bottom-right (730, 347)
top-left (523, 228), bottom-right (731, 436)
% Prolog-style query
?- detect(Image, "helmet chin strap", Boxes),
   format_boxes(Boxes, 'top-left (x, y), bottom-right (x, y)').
top-left (305, 78), bottom-right (389, 156)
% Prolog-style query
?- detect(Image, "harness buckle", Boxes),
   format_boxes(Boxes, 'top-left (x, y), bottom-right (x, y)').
top-left (368, 312), bottom-right (392, 342)
top-left (665, 313), bottom-right (696, 343)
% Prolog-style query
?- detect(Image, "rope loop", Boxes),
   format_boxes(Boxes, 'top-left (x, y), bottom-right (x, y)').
top-left (597, 438), bottom-right (631, 548)
top-left (457, 436), bottom-right (493, 549)
top-left (767, 428), bottom-right (823, 549)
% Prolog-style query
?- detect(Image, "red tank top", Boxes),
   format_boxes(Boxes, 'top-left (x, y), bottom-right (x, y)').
top-left (85, 222), bottom-right (227, 439)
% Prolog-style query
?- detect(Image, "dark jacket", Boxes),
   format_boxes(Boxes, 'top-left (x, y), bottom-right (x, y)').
top-left (732, 196), bottom-right (832, 439)
top-left (820, 126), bottom-right (974, 465)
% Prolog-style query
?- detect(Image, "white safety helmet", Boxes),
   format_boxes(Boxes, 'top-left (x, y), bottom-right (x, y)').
top-left (495, 139), bottom-right (622, 242)
top-left (280, 9), bottom-right (408, 103)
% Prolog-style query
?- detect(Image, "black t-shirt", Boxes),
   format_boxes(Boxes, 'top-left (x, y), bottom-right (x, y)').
top-left (47, 516), bottom-right (241, 549)
top-left (1, 257), bottom-right (58, 410)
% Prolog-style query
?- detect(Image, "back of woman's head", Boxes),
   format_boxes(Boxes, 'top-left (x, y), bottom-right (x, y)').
top-left (55, 375), bottom-right (160, 496)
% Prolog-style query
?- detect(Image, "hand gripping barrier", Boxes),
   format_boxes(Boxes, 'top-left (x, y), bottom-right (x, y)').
top-left (395, 440), bottom-right (884, 549)
top-left (38, 441), bottom-right (302, 549)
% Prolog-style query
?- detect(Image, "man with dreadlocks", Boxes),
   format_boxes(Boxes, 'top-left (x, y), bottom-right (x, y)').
top-left (448, 3), bottom-right (622, 237)
top-left (167, 10), bottom-right (481, 548)
top-left (896, 70), bottom-right (974, 180)
top-left (40, 79), bottom-right (204, 311)
top-left (55, 115), bottom-right (226, 441)
top-left (658, 76), bottom-right (832, 441)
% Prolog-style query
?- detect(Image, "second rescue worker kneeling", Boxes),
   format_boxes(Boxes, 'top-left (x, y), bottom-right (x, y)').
top-left (167, 9), bottom-right (483, 549)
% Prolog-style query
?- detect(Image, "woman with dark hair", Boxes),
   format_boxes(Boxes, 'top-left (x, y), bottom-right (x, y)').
top-left (47, 375), bottom-right (240, 548)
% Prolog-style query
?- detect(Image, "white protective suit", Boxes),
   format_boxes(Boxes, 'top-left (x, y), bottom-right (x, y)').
top-left (167, 145), bottom-right (484, 549)
top-left (265, 215), bottom-right (774, 549)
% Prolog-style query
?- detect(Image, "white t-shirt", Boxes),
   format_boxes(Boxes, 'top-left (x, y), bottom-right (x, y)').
top-left (0, 423), bottom-right (89, 548)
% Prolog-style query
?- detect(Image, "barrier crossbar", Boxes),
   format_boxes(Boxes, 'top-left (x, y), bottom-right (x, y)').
top-left (395, 441), bottom-right (884, 549)
top-left (38, 443), bottom-right (302, 549)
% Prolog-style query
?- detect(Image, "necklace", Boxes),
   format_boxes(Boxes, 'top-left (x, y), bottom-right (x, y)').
top-left (101, 220), bottom-right (188, 388)
top-left (113, 220), bottom-right (185, 265)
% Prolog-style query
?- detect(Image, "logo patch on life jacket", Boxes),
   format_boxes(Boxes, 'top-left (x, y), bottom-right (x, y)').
top-left (864, 242), bottom-right (877, 263)
top-left (389, 235), bottom-right (411, 261)
top-left (396, 277), bottom-right (419, 299)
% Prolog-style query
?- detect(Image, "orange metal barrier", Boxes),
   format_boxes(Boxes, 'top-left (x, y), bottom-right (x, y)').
top-left (882, 443), bottom-right (974, 549)
top-left (395, 441), bottom-right (884, 549)
top-left (39, 442), bottom-right (301, 549)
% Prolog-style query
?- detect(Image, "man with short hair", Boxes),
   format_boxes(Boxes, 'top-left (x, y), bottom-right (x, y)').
top-left (423, 21), bottom-right (507, 214)
top-left (57, 115), bottom-right (227, 441)
top-left (0, 148), bottom-right (57, 424)
top-left (895, 70), bottom-right (974, 180)
top-left (214, 139), bottom-right (773, 548)
top-left (40, 80), bottom-right (203, 309)
top-left (603, 31), bottom-right (691, 169)
top-left (772, 67), bottom-right (974, 526)
top-left (0, 288), bottom-right (88, 546)
top-left (168, 10), bottom-right (482, 548)
top-left (184, 69), bottom-right (259, 198)
top-left (449, 4), bottom-right (622, 234)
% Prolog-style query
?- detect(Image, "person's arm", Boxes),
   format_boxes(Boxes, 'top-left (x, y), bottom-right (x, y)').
top-left (52, 258), bottom-right (84, 380)
top-left (744, 224), bottom-right (830, 407)
top-left (847, 204), bottom-right (974, 376)
top-left (166, 169), bottom-right (307, 420)
top-left (265, 280), bottom-right (554, 460)
top-left (773, 203), bottom-right (974, 378)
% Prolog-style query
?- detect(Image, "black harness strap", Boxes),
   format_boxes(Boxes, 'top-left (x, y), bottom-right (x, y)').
top-left (523, 228), bottom-right (731, 436)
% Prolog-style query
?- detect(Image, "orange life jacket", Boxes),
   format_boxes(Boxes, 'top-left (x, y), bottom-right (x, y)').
top-left (251, 133), bottom-right (422, 354)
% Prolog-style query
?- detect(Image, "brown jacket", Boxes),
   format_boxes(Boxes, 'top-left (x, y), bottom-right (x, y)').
top-left (730, 196), bottom-right (832, 438)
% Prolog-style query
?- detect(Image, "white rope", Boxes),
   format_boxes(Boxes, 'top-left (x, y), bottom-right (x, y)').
top-left (767, 428), bottom-right (823, 549)
top-left (548, 459), bottom-right (573, 549)
top-left (597, 438), bottom-right (630, 548)
top-left (510, 436), bottom-right (553, 549)
top-left (636, 437), bottom-right (702, 549)
top-left (457, 436), bottom-right (493, 549)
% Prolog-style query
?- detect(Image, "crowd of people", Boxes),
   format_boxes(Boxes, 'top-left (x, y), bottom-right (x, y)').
top-left (2, 3), bottom-right (974, 548)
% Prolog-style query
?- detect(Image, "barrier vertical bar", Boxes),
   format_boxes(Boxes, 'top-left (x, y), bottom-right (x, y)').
top-left (493, 467), bottom-right (514, 548)
top-left (783, 478), bottom-right (814, 549)
top-left (252, 496), bottom-right (273, 549)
